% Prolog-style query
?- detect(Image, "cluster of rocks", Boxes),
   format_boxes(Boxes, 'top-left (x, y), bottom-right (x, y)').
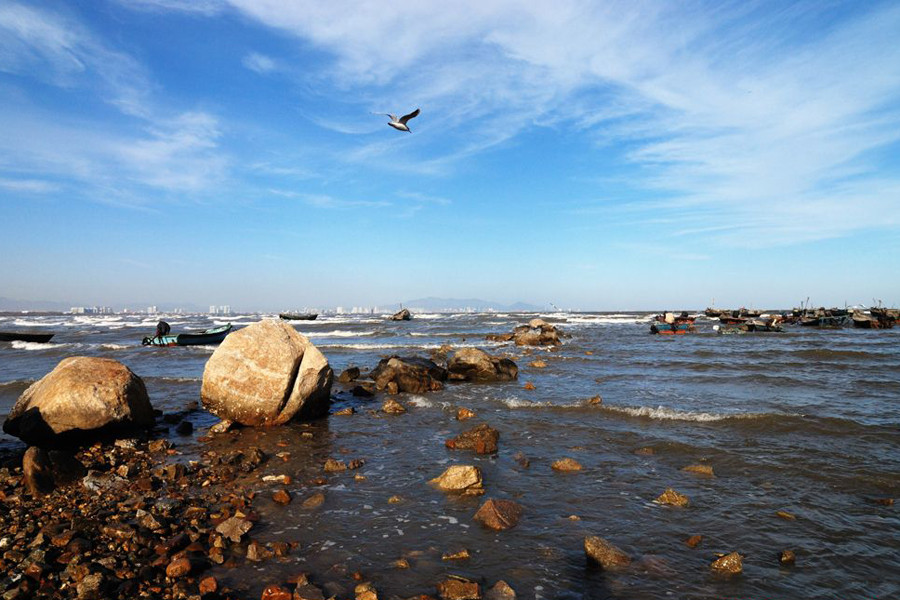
top-left (486, 319), bottom-right (562, 346)
top-left (389, 308), bottom-right (411, 321)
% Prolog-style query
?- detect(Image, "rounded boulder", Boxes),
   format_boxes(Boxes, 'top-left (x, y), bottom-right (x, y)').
top-left (201, 320), bottom-right (333, 426)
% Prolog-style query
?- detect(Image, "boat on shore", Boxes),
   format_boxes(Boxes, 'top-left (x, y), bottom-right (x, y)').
top-left (870, 306), bottom-right (899, 324)
top-left (279, 313), bottom-right (318, 321)
top-left (0, 331), bottom-right (55, 343)
top-left (852, 312), bottom-right (894, 329)
top-left (650, 312), bottom-right (696, 335)
top-left (715, 319), bottom-right (783, 334)
top-left (142, 324), bottom-right (232, 347)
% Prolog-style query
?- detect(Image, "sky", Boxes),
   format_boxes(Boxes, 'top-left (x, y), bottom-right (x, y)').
top-left (1, 0), bottom-right (899, 311)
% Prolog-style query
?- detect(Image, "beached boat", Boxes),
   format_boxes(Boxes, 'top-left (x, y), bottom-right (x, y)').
top-left (718, 314), bottom-right (748, 325)
top-left (142, 324), bottom-right (232, 347)
top-left (870, 307), bottom-right (899, 324)
top-left (704, 307), bottom-right (726, 317)
top-left (852, 313), bottom-right (894, 329)
top-left (716, 319), bottom-right (783, 334)
top-left (0, 331), bottom-right (55, 343)
top-left (800, 315), bottom-right (847, 328)
top-left (650, 312), bottom-right (696, 335)
top-left (279, 313), bottom-right (318, 321)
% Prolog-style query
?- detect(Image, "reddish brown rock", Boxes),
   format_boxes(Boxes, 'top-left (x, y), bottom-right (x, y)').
top-left (685, 535), bottom-right (703, 548)
top-left (302, 492), bottom-right (325, 509)
top-left (485, 581), bottom-right (515, 600)
top-left (681, 464), bottom-right (714, 476)
top-left (324, 459), bottom-right (346, 472)
top-left (272, 489), bottom-right (292, 505)
top-left (456, 407), bottom-right (476, 421)
top-left (165, 557), bottom-right (192, 579)
top-left (430, 465), bottom-right (484, 495)
top-left (382, 399), bottom-right (406, 414)
top-left (655, 488), bottom-right (689, 507)
top-left (584, 536), bottom-right (631, 569)
top-left (199, 575), bottom-right (217, 595)
top-left (447, 348), bottom-right (518, 382)
top-left (779, 549), bottom-right (796, 565)
top-left (473, 498), bottom-right (522, 530)
top-left (551, 458), bottom-right (583, 472)
top-left (437, 578), bottom-right (481, 600)
top-left (446, 424), bottom-right (499, 454)
top-left (523, 382), bottom-right (536, 390)
top-left (261, 584), bottom-right (293, 600)
top-left (370, 356), bottom-right (447, 394)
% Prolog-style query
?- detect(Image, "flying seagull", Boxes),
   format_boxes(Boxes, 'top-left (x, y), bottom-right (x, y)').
top-left (374, 108), bottom-right (420, 133)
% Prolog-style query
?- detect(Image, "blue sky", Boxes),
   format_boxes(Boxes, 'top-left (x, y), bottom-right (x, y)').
top-left (1, 0), bottom-right (899, 311)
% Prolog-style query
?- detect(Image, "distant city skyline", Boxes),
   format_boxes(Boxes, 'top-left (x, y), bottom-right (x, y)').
top-left (1, 2), bottom-right (899, 308)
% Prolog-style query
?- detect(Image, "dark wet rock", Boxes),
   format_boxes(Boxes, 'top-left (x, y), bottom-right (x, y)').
top-left (634, 447), bottom-right (655, 456)
top-left (485, 580), bottom-right (515, 600)
top-left (82, 470), bottom-right (128, 494)
top-left (447, 348), bottom-right (518, 382)
top-left (295, 583), bottom-right (326, 600)
top-left (392, 557), bottom-right (411, 569)
top-left (22, 446), bottom-right (86, 496)
top-left (371, 356), bottom-right (447, 394)
top-left (551, 458), bottom-right (583, 472)
top-left (513, 451), bottom-right (530, 468)
top-left (509, 319), bottom-right (561, 346)
top-left (655, 488), bottom-right (689, 507)
top-left (351, 385), bottom-right (375, 398)
top-left (338, 367), bottom-right (361, 383)
top-left (685, 535), bottom-right (703, 548)
top-left (710, 551), bottom-right (743, 575)
top-left (437, 577), bottom-right (481, 600)
top-left (3, 357), bottom-right (154, 445)
top-left (473, 498), bottom-right (522, 530)
top-left (355, 581), bottom-right (378, 600)
top-left (682, 464), bottom-right (714, 476)
top-left (584, 536), bottom-right (631, 569)
top-left (382, 399), bottom-right (407, 414)
top-left (215, 516), bottom-right (252, 542)
top-left (779, 549), bottom-right (796, 565)
top-left (430, 465), bottom-right (484, 495)
top-left (209, 419), bottom-right (234, 434)
top-left (201, 319), bottom-right (334, 426)
top-left (324, 459), bottom-right (347, 472)
top-left (390, 308), bottom-right (412, 321)
top-left (174, 420), bottom-right (193, 435)
top-left (446, 424), bottom-right (499, 454)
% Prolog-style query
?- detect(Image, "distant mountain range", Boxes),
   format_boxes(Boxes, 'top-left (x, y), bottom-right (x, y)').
top-left (0, 296), bottom-right (72, 312)
top-left (402, 297), bottom-right (545, 312)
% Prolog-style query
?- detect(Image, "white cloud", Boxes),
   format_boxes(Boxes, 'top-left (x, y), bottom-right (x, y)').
top-left (0, 178), bottom-right (59, 193)
top-left (219, 1), bottom-right (900, 246)
top-left (242, 52), bottom-right (277, 75)
top-left (268, 189), bottom-right (390, 209)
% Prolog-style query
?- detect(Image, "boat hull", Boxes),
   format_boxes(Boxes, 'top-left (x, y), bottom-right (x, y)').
top-left (143, 324), bottom-right (233, 347)
top-left (0, 332), bottom-right (54, 343)
top-left (279, 313), bottom-right (318, 321)
top-left (650, 323), bottom-right (695, 335)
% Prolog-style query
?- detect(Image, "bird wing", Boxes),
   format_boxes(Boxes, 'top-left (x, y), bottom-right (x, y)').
top-left (398, 108), bottom-right (420, 124)
top-left (371, 112), bottom-right (397, 121)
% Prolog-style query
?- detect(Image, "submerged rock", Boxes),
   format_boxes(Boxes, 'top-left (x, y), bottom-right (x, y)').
top-left (3, 357), bottom-right (154, 445)
top-left (685, 535), bottom-right (703, 548)
top-left (779, 549), bottom-right (796, 565)
top-left (551, 458), bottom-right (583, 472)
top-left (215, 516), bottom-right (252, 542)
top-left (584, 536), bottom-right (631, 569)
top-left (430, 465), bottom-right (484, 495)
top-left (655, 488), bottom-right (690, 507)
top-left (382, 398), bottom-right (407, 414)
top-left (446, 424), bottom-right (500, 454)
top-left (710, 551), bottom-right (743, 575)
top-left (473, 498), bottom-right (522, 530)
top-left (437, 577), bottom-right (481, 600)
top-left (512, 319), bottom-right (561, 346)
top-left (485, 581), bottom-right (516, 600)
top-left (682, 464), bottom-right (714, 476)
top-left (390, 308), bottom-right (412, 321)
top-left (201, 320), bottom-right (333, 426)
top-left (456, 407), bottom-right (476, 420)
top-left (447, 348), bottom-right (518, 382)
top-left (370, 356), bottom-right (447, 394)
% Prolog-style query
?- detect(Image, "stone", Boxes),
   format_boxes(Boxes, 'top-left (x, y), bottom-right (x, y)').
top-left (338, 367), bottom-right (361, 383)
top-left (634, 447), bottom-right (655, 456)
top-left (388, 495), bottom-right (403, 504)
top-left (175, 420), bottom-right (193, 435)
top-left (430, 465), bottom-right (484, 495)
top-left (302, 493), bottom-right (325, 509)
top-left (513, 452), bottom-right (530, 468)
top-left (324, 459), bottom-right (346, 472)
top-left (456, 407), bottom-right (476, 421)
top-left (528, 360), bottom-right (547, 368)
top-left (215, 516), bottom-right (252, 542)
top-left (584, 536), bottom-right (631, 569)
top-left (3, 357), bottom-right (154, 445)
top-left (523, 382), bottom-right (536, 390)
top-left (199, 576), bottom-right (217, 595)
top-left (261, 585), bottom-right (292, 600)
top-left (391, 558), bottom-right (410, 569)
top-left (442, 549), bottom-right (470, 560)
top-left (390, 308), bottom-right (412, 321)
top-left (351, 385), bottom-right (375, 398)
top-left (210, 419), bottom-right (234, 434)
top-left (776, 510), bottom-right (796, 520)
top-left (294, 583), bottom-right (326, 600)
top-left (22, 447), bottom-right (86, 496)
top-left (779, 549), bottom-right (796, 565)
top-left (485, 581), bottom-right (515, 600)
top-left (437, 578), bottom-right (481, 600)
top-left (587, 395), bottom-right (602, 405)
top-left (201, 320), bottom-right (333, 426)
top-left (382, 399), bottom-right (407, 414)
top-left (511, 320), bottom-right (561, 346)
top-left (681, 464), bottom-right (714, 476)
top-left (370, 356), bottom-right (447, 394)
top-left (685, 535), bottom-right (703, 548)
top-left (447, 348), bottom-right (518, 382)
top-left (334, 407), bottom-right (355, 416)
top-left (710, 552), bottom-right (742, 575)
top-left (166, 557), bottom-right (192, 578)
top-left (272, 489), bottom-right (291, 505)
top-left (76, 573), bottom-right (104, 600)
top-left (446, 424), bottom-right (500, 454)
top-left (355, 582), bottom-right (378, 600)
top-left (551, 458), bottom-right (583, 472)
top-left (655, 488), bottom-right (689, 507)
top-left (473, 498), bottom-right (522, 530)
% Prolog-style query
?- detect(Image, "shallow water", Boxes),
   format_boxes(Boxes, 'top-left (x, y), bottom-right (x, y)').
top-left (1, 311), bottom-right (899, 598)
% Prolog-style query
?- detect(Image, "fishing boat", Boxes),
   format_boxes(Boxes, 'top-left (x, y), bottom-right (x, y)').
top-left (142, 324), bottom-right (232, 347)
top-left (279, 313), bottom-right (318, 321)
top-left (718, 314), bottom-right (748, 325)
top-left (870, 306), bottom-right (899, 324)
top-left (704, 307), bottom-right (726, 317)
top-left (852, 313), bottom-right (894, 329)
top-left (716, 319), bottom-right (783, 334)
top-left (650, 312), bottom-right (696, 335)
top-left (0, 332), bottom-right (55, 343)
top-left (800, 314), bottom-right (847, 328)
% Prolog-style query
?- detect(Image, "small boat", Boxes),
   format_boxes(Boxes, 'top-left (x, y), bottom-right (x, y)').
top-left (142, 324), bottom-right (232, 347)
top-left (870, 306), bottom-right (899, 324)
top-left (390, 308), bottom-right (412, 321)
top-left (650, 312), bottom-right (696, 335)
top-left (704, 307), bottom-right (726, 317)
top-left (852, 313), bottom-right (894, 329)
top-left (800, 315), bottom-right (847, 328)
top-left (718, 315), bottom-right (748, 325)
top-left (0, 332), bottom-right (55, 343)
top-left (279, 313), bottom-right (318, 321)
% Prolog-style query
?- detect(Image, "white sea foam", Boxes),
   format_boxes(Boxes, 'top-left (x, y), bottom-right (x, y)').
top-left (407, 396), bottom-right (433, 408)
top-left (12, 319), bottom-right (64, 327)
top-left (320, 340), bottom-right (505, 351)
top-left (10, 341), bottom-right (70, 351)
top-left (302, 330), bottom-right (376, 338)
top-left (598, 404), bottom-right (762, 422)
top-left (566, 315), bottom-right (651, 324)
top-left (100, 343), bottom-right (130, 350)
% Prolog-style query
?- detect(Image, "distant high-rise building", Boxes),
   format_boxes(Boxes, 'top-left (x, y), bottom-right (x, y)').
top-left (209, 305), bottom-right (218, 314)
top-left (220, 305), bottom-right (231, 315)
top-left (147, 306), bottom-right (157, 314)
top-left (335, 306), bottom-right (344, 314)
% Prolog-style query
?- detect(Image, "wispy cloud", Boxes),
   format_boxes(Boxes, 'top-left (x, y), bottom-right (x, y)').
top-left (242, 52), bottom-right (277, 75)
top-left (268, 189), bottom-right (390, 209)
top-left (0, 177), bottom-right (59, 193)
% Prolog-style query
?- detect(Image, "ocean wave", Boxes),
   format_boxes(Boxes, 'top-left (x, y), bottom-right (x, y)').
top-left (100, 343), bottom-right (130, 350)
top-left (303, 330), bottom-right (377, 338)
top-left (320, 340), bottom-right (504, 351)
top-left (12, 319), bottom-right (65, 327)
top-left (9, 341), bottom-right (74, 351)
top-left (566, 315), bottom-right (651, 324)
top-left (407, 396), bottom-right (433, 408)
top-left (598, 404), bottom-right (768, 422)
